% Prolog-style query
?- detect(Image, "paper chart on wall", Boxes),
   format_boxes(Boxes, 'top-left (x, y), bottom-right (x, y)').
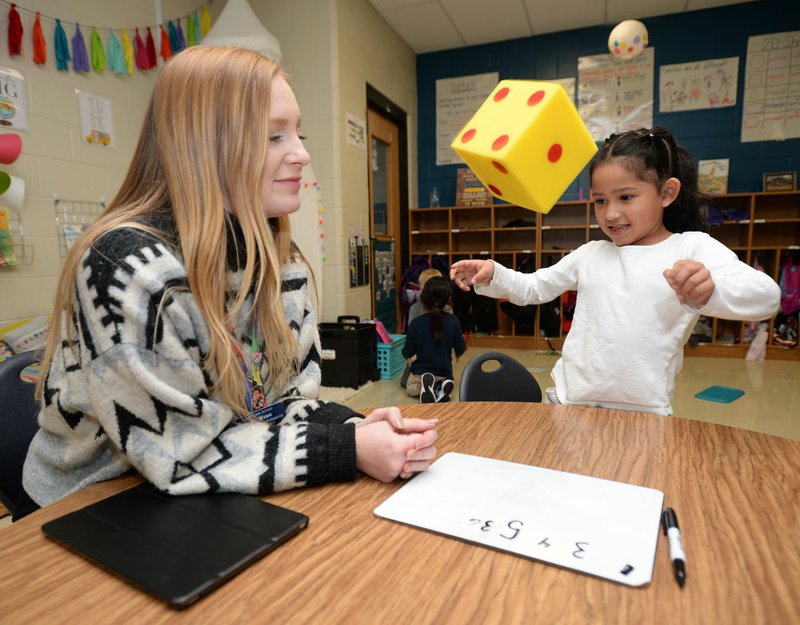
top-left (374, 452), bottom-right (664, 587)
top-left (436, 72), bottom-right (499, 166)
top-left (577, 48), bottom-right (654, 142)
top-left (741, 30), bottom-right (800, 142)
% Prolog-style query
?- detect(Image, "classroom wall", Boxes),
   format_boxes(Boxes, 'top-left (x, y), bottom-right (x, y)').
top-left (331, 0), bottom-right (417, 319)
top-left (415, 0), bottom-right (800, 208)
top-left (229, 0), bottom-right (417, 323)
top-left (0, 0), bottom-right (219, 328)
top-left (0, 0), bottom-right (417, 328)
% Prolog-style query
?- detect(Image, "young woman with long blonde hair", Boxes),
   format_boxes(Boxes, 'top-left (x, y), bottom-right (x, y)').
top-left (20, 46), bottom-right (436, 515)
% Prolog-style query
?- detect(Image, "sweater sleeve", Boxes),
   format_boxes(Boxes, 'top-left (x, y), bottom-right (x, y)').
top-left (689, 234), bottom-right (781, 321)
top-left (476, 250), bottom-right (582, 305)
top-left (47, 231), bottom-right (356, 499)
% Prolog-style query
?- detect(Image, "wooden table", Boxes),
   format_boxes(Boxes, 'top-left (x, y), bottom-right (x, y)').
top-left (1, 403), bottom-right (799, 625)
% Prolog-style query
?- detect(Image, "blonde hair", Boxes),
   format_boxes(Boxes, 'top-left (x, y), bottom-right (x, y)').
top-left (418, 268), bottom-right (442, 289)
top-left (38, 46), bottom-right (301, 417)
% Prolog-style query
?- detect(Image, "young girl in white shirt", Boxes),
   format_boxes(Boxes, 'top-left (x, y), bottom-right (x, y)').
top-left (450, 127), bottom-right (780, 415)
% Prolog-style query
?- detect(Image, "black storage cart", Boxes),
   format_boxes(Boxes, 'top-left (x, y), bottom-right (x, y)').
top-left (318, 316), bottom-right (380, 389)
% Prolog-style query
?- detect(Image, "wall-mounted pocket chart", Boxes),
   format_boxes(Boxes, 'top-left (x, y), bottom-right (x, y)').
top-left (374, 453), bottom-right (664, 586)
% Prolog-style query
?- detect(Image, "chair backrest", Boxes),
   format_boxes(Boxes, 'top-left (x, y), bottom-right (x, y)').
top-left (0, 350), bottom-right (41, 515)
top-left (458, 351), bottom-right (542, 403)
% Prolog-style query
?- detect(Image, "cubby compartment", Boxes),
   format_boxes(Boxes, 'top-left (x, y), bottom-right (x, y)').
top-left (494, 205), bottom-right (537, 229)
top-left (541, 228), bottom-right (584, 252)
top-left (452, 229), bottom-right (491, 253)
top-left (711, 221), bottom-right (750, 250)
top-left (751, 221), bottom-right (800, 248)
top-left (495, 227), bottom-right (536, 251)
top-left (410, 208), bottom-right (449, 233)
top-left (410, 231), bottom-right (449, 254)
top-left (452, 206), bottom-right (491, 230)
top-left (753, 192), bottom-right (800, 220)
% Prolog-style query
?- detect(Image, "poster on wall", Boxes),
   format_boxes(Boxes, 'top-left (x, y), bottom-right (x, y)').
top-left (741, 30), bottom-right (800, 142)
top-left (659, 57), bottom-right (738, 112)
top-left (578, 48), bottom-right (654, 142)
top-left (436, 72), bottom-right (498, 165)
top-left (346, 112), bottom-right (366, 150)
top-left (77, 90), bottom-right (114, 147)
top-left (0, 66), bottom-right (28, 131)
top-left (698, 158), bottom-right (730, 194)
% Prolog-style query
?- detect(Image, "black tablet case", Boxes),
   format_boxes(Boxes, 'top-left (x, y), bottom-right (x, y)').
top-left (41, 483), bottom-right (308, 609)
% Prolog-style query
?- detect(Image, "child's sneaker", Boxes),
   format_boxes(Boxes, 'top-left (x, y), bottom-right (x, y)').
top-left (436, 379), bottom-right (454, 403)
top-left (419, 372), bottom-right (436, 403)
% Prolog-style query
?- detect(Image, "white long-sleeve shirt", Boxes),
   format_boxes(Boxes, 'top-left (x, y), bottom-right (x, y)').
top-left (477, 232), bottom-right (781, 415)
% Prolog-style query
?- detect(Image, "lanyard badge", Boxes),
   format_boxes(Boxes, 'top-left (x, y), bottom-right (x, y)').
top-left (229, 326), bottom-right (286, 423)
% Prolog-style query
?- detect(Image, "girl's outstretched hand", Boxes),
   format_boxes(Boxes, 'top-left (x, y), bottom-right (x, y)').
top-left (355, 407), bottom-right (438, 482)
top-left (450, 259), bottom-right (494, 291)
top-left (663, 259), bottom-right (715, 307)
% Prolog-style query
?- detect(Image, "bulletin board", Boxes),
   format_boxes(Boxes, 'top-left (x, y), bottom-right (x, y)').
top-left (374, 453), bottom-right (664, 586)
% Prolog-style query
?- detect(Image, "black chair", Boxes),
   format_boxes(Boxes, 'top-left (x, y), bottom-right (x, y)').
top-left (458, 351), bottom-right (542, 403)
top-left (0, 350), bottom-right (41, 517)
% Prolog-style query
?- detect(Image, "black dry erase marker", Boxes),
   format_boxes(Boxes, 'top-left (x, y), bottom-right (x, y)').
top-left (662, 507), bottom-right (686, 588)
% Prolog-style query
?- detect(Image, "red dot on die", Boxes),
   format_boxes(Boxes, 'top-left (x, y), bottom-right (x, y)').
top-left (494, 87), bottom-right (510, 102)
top-left (527, 90), bottom-right (545, 106)
top-left (461, 128), bottom-right (477, 143)
top-left (488, 184), bottom-right (503, 196)
top-left (548, 143), bottom-right (563, 163)
top-left (492, 161), bottom-right (508, 174)
top-left (492, 135), bottom-right (509, 151)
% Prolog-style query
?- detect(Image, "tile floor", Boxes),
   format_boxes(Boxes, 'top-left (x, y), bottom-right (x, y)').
top-left (3, 349), bottom-right (796, 530)
top-left (349, 347), bottom-right (800, 441)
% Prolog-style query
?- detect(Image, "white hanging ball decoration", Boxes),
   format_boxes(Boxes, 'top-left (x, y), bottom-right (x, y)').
top-left (608, 20), bottom-right (648, 60)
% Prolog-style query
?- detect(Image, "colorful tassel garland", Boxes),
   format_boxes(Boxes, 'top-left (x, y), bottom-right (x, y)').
top-left (176, 19), bottom-right (186, 51)
top-left (90, 27), bottom-right (106, 73)
top-left (106, 31), bottom-right (125, 75)
top-left (186, 13), bottom-right (197, 47)
top-left (193, 11), bottom-right (201, 43)
top-left (8, 3), bottom-right (23, 56)
top-left (121, 29), bottom-right (134, 75)
top-left (168, 20), bottom-right (183, 54)
top-left (133, 28), bottom-right (148, 70)
top-left (33, 11), bottom-right (47, 65)
top-left (159, 25), bottom-right (172, 61)
top-left (54, 19), bottom-right (71, 71)
top-left (200, 5), bottom-right (212, 37)
top-left (72, 24), bottom-right (90, 72)
top-left (145, 26), bottom-right (157, 68)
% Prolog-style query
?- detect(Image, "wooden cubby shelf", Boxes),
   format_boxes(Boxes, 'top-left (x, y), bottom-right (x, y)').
top-left (408, 191), bottom-right (800, 361)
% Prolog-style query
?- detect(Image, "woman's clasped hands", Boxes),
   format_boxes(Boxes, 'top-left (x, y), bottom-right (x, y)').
top-left (355, 407), bottom-right (438, 482)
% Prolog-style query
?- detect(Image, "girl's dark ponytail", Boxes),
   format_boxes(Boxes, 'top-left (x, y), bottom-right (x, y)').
top-left (420, 276), bottom-right (453, 341)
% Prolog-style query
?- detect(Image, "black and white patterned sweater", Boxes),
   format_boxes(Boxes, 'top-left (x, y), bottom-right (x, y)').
top-left (23, 214), bottom-right (361, 507)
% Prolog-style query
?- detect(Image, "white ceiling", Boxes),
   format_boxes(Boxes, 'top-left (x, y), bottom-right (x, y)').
top-left (368, 0), bottom-right (756, 54)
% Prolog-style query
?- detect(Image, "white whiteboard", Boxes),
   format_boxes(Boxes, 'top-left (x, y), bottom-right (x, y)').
top-left (374, 453), bottom-right (664, 586)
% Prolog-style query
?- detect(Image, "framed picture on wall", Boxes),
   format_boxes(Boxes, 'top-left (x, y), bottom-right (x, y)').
top-left (698, 159), bottom-right (729, 194)
top-left (762, 172), bottom-right (796, 192)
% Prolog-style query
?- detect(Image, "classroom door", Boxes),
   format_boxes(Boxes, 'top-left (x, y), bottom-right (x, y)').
top-left (368, 108), bottom-right (401, 332)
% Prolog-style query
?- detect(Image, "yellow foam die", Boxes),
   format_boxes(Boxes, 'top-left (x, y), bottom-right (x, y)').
top-left (450, 80), bottom-right (597, 214)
